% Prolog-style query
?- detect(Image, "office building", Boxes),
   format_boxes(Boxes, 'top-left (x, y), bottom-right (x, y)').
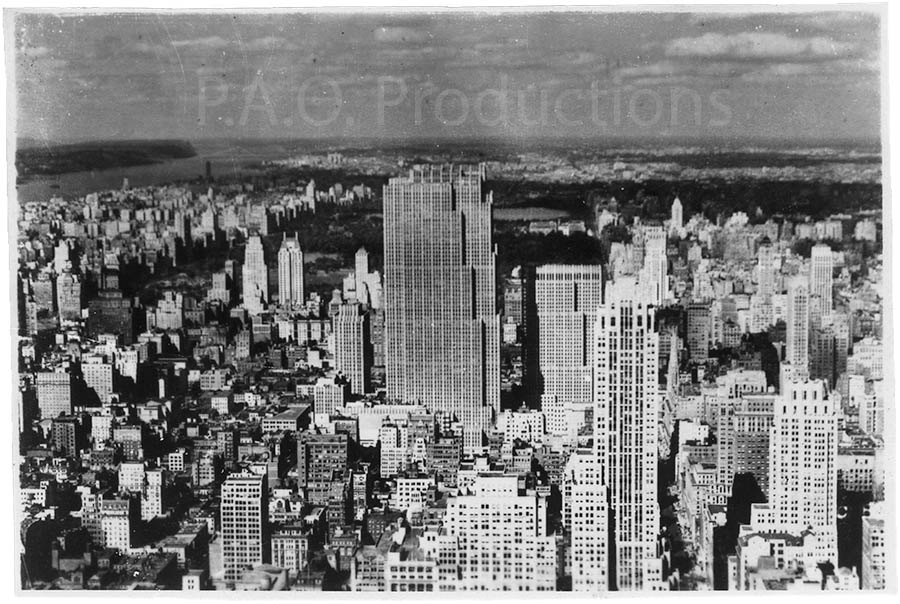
top-left (51, 415), bottom-right (83, 457)
top-left (277, 234), bottom-right (305, 309)
top-left (36, 370), bottom-right (73, 419)
top-left (861, 502), bottom-right (886, 590)
top-left (221, 472), bottom-right (268, 582)
top-left (751, 376), bottom-right (837, 563)
top-left (243, 235), bottom-right (268, 314)
top-left (809, 244), bottom-right (834, 318)
top-left (333, 303), bottom-right (372, 395)
top-left (670, 196), bottom-right (683, 235)
top-left (756, 242), bottom-right (777, 299)
top-left (56, 271), bottom-right (82, 322)
top-left (142, 469), bottom-right (166, 520)
top-left (785, 279), bottom-right (810, 378)
top-left (591, 276), bottom-right (662, 590)
top-left (686, 301), bottom-right (711, 362)
top-left (384, 164), bottom-right (499, 452)
top-left (88, 291), bottom-right (137, 344)
top-left (639, 225), bottom-right (668, 305)
top-left (533, 264), bottom-right (604, 435)
top-left (443, 474), bottom-right (556, 591)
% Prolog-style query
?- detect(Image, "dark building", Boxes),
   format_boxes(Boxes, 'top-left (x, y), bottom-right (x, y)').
top-left (88, 291), bottom-right (140, 345)
top-left (51, 415), bottom-right (86, 458)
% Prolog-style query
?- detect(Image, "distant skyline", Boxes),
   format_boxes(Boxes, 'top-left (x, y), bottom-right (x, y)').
top-left (13, 9), bottom-right (882, 143)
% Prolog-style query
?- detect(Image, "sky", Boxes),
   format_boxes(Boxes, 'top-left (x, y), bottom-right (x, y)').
top-left (13, 9), bottom-right (882, 144)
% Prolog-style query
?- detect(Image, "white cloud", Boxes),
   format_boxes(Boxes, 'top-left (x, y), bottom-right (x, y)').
top-left (665, 32), bottom-right (857, 60)
top-left (170, 36), bottom-right (231, 50)
top-left (19, 45), bottom-right (50, 58)
top-left (374, 26), bottom-right (429, 44)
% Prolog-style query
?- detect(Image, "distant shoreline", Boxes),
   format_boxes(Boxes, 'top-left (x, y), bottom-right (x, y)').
top-left (15, 139), bottom-right (197, 183)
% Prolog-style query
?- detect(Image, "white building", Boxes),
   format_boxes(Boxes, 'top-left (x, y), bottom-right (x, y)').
top-left (242, 235), bottom-right (268, 314)
top-left (443, 473), bottom-right (557, 591)
top-left (809, 244), bottom-right (834, 319)
top-left (570, 456), bottom-right (609, 591)
top-left (498, 408), bottom-right (545, 445)
top-left (391, 476), bottom-right (435, 512)
top-left (583, 276), bottom-right (664, 590)
top-left (534, 265), bottom-right (603, 436)
top-left (861, 501), bottom-right (886, 590)
top-left (118, 461), bottom-right (145, 493)
top-left (333, 303), bottom-right (370, 395)
top-left (141, 468), bottom-right (165, 520)
top-left (221, 472), bottom-right (267, 582)
top-left (669, 196), bottom-right (683, 236)
top-left (750, 375), bottom-right (837, 563)
top-left (785, 278), bottom-right (810, 378)
top-left (277, 234), bottom-right (305, 309)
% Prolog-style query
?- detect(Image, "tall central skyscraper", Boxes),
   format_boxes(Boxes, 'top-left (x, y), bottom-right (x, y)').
top-left (243, 234), bottom-right (268, 314)
top-left (585, 276), bottom-right (663, 591)
top-left (383, 164), bottom-right (499, 453)
top-left (277, 233), bottom-right (305, 309)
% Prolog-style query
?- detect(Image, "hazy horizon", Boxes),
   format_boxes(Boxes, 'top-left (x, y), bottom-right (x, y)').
top-left (16, 133), bottom-right (884, 150)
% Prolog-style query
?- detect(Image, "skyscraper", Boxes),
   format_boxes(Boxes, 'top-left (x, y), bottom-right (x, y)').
top-left (785, 278), bottom-right (810, 378)
top-left (533, 264), bottom-right (604, 435)
top-left (333, 302), bottom-right (371, 395)
top-left (221, 472), bottom-right (268, 582)
top-left (570, 457), bottom-right (610, 591)
top-left (354, 247), bottom-right (369, 305)
top-left (383, 164), bottom-right (499, 453)
top-left (243, 235), bottom-right (268, 313)
top-left (56, 271), bottom-right (82, 322)
top-left (638, 225), bottom-right (668, 305)
top-left (756, 241), bottom-right (777, 299)
top-left (751, 376), bottom-right (837, 563)
top-left (590, 276), bottom-right (662, 590)
top-left (669, 196), bottom-right (683, 235)
top-left (54, 239), bottom-right (70, 273)
top-left (277, 234), bottom-right (305, 309)
top-left (809, 243), bottom-right (834, 319)
top-left (686, 301), bottom-right (711, 362)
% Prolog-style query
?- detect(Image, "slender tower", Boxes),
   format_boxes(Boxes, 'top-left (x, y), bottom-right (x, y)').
top-left (277, 233), bottom-right (305, 309)
top-left (593, 276), bottom-right (661, 590)
top-left (785, 277), bottom-right (810, 380)
top-left (242, 234), bottom-right (268, 313)
top-left (809, 243), bottom-right (834, 320)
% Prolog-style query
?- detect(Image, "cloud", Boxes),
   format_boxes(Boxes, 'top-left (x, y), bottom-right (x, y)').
top-left (615, 60), bottom-right (743, 80)
top-left (613, 54), bottom-right (877, 87)
top-left (665, 31), bottom-right (858, 61)
top-left (170, 36), bottom-right (231, 50)
top-left (19, 45), bottom-right (50, 58)
top-left (740, 58), bottom-right (879, 83)
top-left (374, 26), bottom-right (429, 44)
